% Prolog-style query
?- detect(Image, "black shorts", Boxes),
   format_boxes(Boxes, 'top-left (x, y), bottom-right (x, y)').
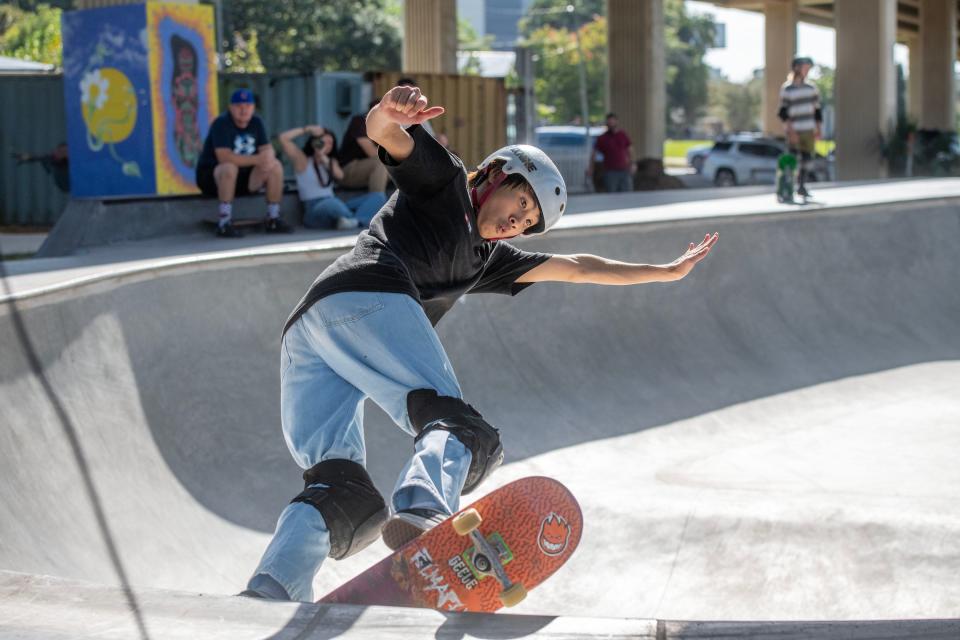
top-left (196, 164), bottom-right (255, 198)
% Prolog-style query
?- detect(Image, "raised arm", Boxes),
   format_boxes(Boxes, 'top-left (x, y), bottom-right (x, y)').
top-left (365, 86), bottom-right (445, 162)
top-left (278, 126), bottom-right (311, 173)
top-left (517, 233), bottom-right (719, 284)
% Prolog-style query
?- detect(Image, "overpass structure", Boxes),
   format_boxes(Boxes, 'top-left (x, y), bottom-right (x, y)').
top-left (402, 0), bottom-right (959, 181)
top-left (1, 180), bottom-right (959, 636)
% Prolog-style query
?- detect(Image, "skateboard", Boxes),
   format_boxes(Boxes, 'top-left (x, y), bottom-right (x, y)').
top-left (201, 216), bottom-right (264, 230)
top-left (776, 153), bottom-right (797, 203)
top-left (319, 476), bottom-right (583, 612)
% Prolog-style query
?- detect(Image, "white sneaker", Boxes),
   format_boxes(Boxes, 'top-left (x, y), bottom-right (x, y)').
top-left (381, 509), bottom-right (447, 550)
top-left (335, 216), bottom-right (359, 230)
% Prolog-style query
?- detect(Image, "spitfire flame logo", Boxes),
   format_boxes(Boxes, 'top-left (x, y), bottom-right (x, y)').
top-left (537, 512), bottom-right (571, 557)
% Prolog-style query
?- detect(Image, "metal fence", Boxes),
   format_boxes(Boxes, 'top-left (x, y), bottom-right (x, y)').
top-left (0, 72), bottom-right (328, 226)
top-left (1, 70), bottom-right (508, 226)
top-left (372, 72), bottom-right (506, 169)
top-left (0, 74), bottom-right (69, 227)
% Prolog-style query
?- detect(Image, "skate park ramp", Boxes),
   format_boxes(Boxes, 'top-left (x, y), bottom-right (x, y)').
top-left (1, 184), bottom-right (960, 636)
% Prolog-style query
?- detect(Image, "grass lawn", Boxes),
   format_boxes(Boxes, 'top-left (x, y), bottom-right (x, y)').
top-left (664, 139), bottom-right (713, 160)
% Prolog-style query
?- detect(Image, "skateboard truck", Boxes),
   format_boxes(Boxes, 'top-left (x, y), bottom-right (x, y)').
top-left (452, 508), bottom-right (528, 607)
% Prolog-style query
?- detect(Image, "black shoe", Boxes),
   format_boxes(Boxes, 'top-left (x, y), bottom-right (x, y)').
top-left (216, 222), bottom-right (244, 238)
top-left (264, 217), bottom-right (294, 233)
top-left (797, 186), bottom-right (811, 198)
top-left (381, 508), bottom-right (447, 551)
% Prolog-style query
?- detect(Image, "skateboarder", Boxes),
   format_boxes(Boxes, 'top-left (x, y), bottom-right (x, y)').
top-left (243, 84), bottom-right (719, 602)
top-left (778, 56), bottom-right (822, 199)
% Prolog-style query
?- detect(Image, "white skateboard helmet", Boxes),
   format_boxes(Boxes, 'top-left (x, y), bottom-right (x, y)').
top-left (476, 145), bottom-right (567, 236)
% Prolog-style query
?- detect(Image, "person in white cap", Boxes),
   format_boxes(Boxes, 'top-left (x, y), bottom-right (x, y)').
top-left (242, 85), bottom-right (719, 602)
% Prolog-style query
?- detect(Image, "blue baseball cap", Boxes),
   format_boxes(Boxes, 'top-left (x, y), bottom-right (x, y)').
top-left (230, 88), bottom-right (255, 104)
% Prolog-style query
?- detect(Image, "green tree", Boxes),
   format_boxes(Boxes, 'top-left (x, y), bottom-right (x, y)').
top-left (811, 65), bottom-right (834, 110)
top-left (458, 15), bottom-right (494, 76)
top-left (519, 0), bottom-right (716, 127)
top-left (519, 0), bottom-right (604, 36)
top-left (525, 17), bottom-right (608, 124)
top-left (664, 0), bottom-right (716, 132)
top-left (221, 0), bottom-right (402, 73)
top-left (709, 75), bottom-right (762, 132)
top-left (0, 3), bottom-right (62, 67)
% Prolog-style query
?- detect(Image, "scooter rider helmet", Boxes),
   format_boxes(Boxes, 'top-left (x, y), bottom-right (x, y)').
top-left (475, 145), bottom-right (567, 236)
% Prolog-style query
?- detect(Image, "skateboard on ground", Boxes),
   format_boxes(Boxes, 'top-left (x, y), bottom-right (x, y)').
top-left (776, 153), bottom-right (797, 203)
top-left (201, 216), bottom-right (265, 230)
top-left (319, 476), bottom-right (583, 612)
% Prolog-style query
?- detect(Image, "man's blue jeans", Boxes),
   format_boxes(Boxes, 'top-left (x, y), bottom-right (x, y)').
top-left (603, 169), bottom-right (633, 192)
top-left (247, 292), bottom-right (471, 601)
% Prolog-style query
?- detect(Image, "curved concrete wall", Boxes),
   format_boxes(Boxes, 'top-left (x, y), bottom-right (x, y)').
top-left (1, 201), bottom-right (959, 619)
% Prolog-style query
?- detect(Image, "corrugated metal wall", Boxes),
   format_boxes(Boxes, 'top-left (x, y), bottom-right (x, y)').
top-left (372, 72), bottom-right (506, 169)
top-left (0, 74), bottom-right (69, 227)
top-left (0, 72), bottom-right (320, 226)
top-left (1, 71), bottom-right (507, 226)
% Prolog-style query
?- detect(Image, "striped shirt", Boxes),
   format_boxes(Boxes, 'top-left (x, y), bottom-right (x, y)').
top-left (778, 81), bottom-right (821, 132)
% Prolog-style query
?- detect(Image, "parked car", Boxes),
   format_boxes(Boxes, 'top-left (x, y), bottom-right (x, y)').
top-left (534, 125), bottom-right (605, 193)
top-left (685, 144), bottom-right (712, 173)
top-left (701, 135), bottom-right (832, 186)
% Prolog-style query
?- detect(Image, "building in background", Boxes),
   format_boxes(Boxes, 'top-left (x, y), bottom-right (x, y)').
top-left (457, 0), bottom-right (533, 51)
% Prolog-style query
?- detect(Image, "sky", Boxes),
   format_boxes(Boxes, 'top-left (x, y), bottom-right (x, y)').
top-left (685, 1), bottom-right (910, 82)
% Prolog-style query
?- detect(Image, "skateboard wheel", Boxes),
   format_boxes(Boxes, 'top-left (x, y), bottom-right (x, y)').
top-left (451, 508), bottom-right (482, 536)
top-left (499, 583), bottom-right (527, 607)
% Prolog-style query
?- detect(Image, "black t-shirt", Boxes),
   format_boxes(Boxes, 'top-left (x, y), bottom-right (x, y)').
top-left (338, 114), bottom-right (369, 166)
top-left (197, 113), bottom-right (269, 169)
top-left (283, 125), bottom-right (552, 334)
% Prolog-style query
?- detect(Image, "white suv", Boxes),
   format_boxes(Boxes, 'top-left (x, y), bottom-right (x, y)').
top-left (702, 135), bottom-right (831, 186)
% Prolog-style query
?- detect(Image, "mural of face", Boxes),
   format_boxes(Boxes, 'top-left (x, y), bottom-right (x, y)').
top-left (177, 47), bottom-right (194, 76)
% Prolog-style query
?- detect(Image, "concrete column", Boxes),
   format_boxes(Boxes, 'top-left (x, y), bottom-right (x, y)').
top-left (918, 0), bottom-right (957, 130)
top-left (834, 0), bottom-right (897, 180)
top-left (403, 0), bottom-right (458, 75)
top-left (907, 36), bottom-right (923, 124)
top-left (607, 0), bottom-right (665, 159)
top-left (763, 0), bottom-right (798, 137)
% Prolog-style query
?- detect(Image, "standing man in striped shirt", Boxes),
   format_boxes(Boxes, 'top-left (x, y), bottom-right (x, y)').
top-left (778, 56), bottom-right (822, 199)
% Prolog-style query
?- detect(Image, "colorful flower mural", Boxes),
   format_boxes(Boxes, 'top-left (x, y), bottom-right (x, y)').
top-left (62, 3), bottom-right (217, 197)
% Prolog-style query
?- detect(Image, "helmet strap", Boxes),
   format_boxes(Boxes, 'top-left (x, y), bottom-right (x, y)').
top-left (471, 167), bottom-right (509, 212)
top-left (470, 165), bottom-right (512, 242)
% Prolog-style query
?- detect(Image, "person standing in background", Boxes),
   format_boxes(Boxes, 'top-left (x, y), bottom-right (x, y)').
top-left (589, 113), bottom-right (634, 192)
top-left (778, 56), bottom-right (822, 199)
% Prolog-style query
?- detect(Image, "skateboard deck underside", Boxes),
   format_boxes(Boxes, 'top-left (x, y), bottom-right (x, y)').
top-left (319, 476), bottom-right (583, 613)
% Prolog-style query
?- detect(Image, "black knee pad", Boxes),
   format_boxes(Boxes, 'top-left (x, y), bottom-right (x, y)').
top-left (407, 389), bottom-right (504, 494)
top-left (290, 459), bottom-right (387, 560)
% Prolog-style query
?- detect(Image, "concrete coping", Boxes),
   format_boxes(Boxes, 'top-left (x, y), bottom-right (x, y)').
top-left (3, 177), bottom-right (960, 307)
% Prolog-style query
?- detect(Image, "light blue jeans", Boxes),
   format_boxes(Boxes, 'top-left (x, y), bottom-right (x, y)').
top-left (303, 193), bottom-right (387, 229)
top-left (247, 292), bottom-right (472, 602)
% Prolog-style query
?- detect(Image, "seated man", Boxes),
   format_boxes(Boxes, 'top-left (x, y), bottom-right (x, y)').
top-left (195, 88), bottom-right (290, 237)
top-left (337, 101), bottom-right (390, 196)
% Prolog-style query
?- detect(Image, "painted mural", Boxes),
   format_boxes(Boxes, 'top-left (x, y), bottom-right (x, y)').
top-left (147, 3), bottom-right (217, 194)
top-left (61, 3), bottom-right (217, 198)
top-left (62, 4), bottom-right (155, 197)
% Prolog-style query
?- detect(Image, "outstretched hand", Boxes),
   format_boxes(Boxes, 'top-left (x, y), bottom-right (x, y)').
top-left (668, 232), bottom-right (719, 280)
top-left (378, 85), bottom-right (445, 127)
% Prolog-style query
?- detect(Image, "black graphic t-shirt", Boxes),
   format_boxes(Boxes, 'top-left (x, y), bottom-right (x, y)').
top-left (283, 125), bottom-right (552, 334)
top-left (197, 113), bottom-right (269, 169)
